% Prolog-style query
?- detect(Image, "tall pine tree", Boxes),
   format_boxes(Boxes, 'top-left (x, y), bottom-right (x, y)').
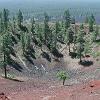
top-left (17, 10), bottom-right (23, 27)
top-left (64, 10), bottom-right (70, 31)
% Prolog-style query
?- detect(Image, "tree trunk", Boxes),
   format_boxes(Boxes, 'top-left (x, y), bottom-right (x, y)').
top-left (4, 65), bottom-right (7, 78)
top-left (68, 43), bottom-right (71, 54)
top-left (4, 54), bottom-right (7, 78)
top-left (63, 79), bottom-right (65, 86)
top-left (55, 32), bottom-right (57, 48)
top-left (45, 33), bottom-right (47, 45)
top-left (55, 39), bottom-right (57, 49)
top-left (79, 49), bottom-right (82, 63)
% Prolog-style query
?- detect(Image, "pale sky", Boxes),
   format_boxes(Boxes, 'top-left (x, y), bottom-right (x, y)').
top-left (0, 0), bottom-right (99, 2)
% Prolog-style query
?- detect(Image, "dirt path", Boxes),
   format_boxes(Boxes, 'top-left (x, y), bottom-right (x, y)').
top-left (0, 77), bottom-right (100, 100)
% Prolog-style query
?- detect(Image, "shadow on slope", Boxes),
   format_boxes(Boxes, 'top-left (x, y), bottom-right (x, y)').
top-left (52, 48), bottom-right (63, 58)
top-left (95, 39), bottom-right (100, 42)
top-left (24, 45), bottom-right (36, 65)
top-left (69, 52), bottom-right (77, 58)
top-left (9, 58), bottom-right (23, 72)
top-left (79, 60), bottom-right (93, 67)
top-left (41, 52), bottom-right (51, 62)
top-left (24, 55), bottom-right (34, 65)
top-left (2, 76), bottom-right (24, 82)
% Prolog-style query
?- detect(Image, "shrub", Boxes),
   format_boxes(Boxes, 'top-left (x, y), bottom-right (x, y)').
top-left (57, 71), bottom-right (69, 85)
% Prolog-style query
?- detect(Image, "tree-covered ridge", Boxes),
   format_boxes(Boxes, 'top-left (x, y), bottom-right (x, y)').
top-left (0, 9), bottom-right (99, 78)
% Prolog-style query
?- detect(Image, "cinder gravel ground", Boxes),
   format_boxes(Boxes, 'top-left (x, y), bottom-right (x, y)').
top-left (0, 77), bottom-right (100, 100)
top-left (0, 45), bottom-right (100, 100)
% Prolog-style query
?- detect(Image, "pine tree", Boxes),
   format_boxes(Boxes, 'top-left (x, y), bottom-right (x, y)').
top-left (31, 17), bottom-right (35, 36)
top-left (0, 12), bottom-right (3, 33)
top-left (44, 12), bottom-right (50, 45)
top-left (67, 28), bottom-right (74, 53)
top-left (17, 10), bottom-right (23, 27)
top-left (89, 14), bottom-right (95, 32)
top-left (12, 16), bottom-right (16, 32)
top-left (54, 21), bottom-right (60, 48)
top-left (84, 35), bottom-right (92, 56)
top-left (91, 25), bottom-right (100, 42)
top-left (1, 32), bottom-right (13, 78)
top-left (89, 17), bottom-right (94, 32)
top-left (71, 16), bottom-right (75, 24)
top-left (73, 25), bottom-right (77, 53)
top-left (36, 24), bottom-right (43, 49)
top-left (57, 23), bottom-right (65, 43)
top-left (64, 10), bottom-right (71, 31)
top-left (3, 9), bottom-right (9, 30)
top-left (91, 14), bottom-right (95, 24)
top-left (20, 32), bottom-right (27, 55)
top-left (80, 24), bottom-right (84, 30)
top-left (20, 32), bottom-right (31, 56)
top-left (76, 30), bottom-right (85, 62)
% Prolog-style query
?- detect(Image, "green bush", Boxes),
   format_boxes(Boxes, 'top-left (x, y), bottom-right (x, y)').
top-left (57, 71), bottom-right (69, 85)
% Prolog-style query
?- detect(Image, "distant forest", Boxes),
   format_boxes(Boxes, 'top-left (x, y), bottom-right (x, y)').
top-left (0, 1), bottom-right (100, 23)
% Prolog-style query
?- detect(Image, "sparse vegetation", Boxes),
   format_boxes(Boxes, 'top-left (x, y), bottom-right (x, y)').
top-left (0, 1), bottom-right (100, 100)
top-left (57, 71), bottom-right (69, 85)
top-left (0, 7), bottom-right (99, 79)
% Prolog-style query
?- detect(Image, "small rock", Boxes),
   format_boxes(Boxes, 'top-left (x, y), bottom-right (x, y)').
top-left (90, 85), bottom-right (94, 88)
